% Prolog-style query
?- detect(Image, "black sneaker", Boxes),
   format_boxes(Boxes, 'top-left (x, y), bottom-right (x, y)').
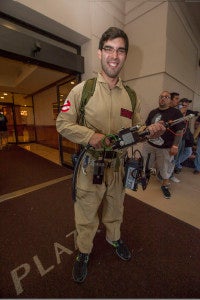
top-left (107, 238), bottom-right (132, 261)
top-left (161, 185), bottom-right (171, 199)
top-left (174, 168), bottom-right (181, 174)
top-left (72, 252), bottom-right (89, 283)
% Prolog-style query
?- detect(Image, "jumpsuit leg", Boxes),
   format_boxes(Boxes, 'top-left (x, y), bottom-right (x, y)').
top-left (75, 155), bottom-right (106, 254)
top-left (75, 188), bottom-right (104, 254)
top-left (101, 164), bottom-right (125, 242)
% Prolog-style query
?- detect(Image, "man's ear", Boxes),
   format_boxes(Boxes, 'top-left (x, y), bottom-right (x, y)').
top-left (97, 49), bottom-right (102, 60)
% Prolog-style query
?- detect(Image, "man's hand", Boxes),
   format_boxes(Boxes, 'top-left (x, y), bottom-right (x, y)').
top-left (169, 145), bottom-right (179, 156)
top-left (89, 133), bottom-right (110, 149)
top-left (147, 121), bottom-right (166, 139)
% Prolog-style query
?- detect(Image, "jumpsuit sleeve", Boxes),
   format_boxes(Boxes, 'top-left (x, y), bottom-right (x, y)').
top-left (56, 83), bottom-right (95, 145)
top-left (132, 98), bottom-right (142, 126)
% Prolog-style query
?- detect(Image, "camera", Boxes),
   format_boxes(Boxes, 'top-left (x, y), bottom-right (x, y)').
top-left (93, 159), bottom-right (105, 184)
top-left (124, 158), bottom-right (140, 191)
top-left (124, 150), bottom-right (150, 191)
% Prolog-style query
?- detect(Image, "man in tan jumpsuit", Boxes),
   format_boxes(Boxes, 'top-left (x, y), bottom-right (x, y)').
top-left (56, 27), bottom-right (165, 283)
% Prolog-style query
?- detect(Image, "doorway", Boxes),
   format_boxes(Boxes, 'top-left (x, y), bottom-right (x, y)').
top-left (0, 92), bottom-right (36, 145)
top-left (57, 77), bottom-right (79, 167)
top-left (0, 103), bottom-right (16, 145)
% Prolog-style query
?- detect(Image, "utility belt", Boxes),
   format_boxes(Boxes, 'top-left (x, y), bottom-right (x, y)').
top-left (79, 149), bottom-right (122, 185)
top-left (87, 149), bottom-right (118, 159)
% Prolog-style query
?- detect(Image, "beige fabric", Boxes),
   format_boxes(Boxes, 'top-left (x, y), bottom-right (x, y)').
top-left (56, 73), bottom-right (142, 146)
top-left (142, 142), bottom-right (174, 180)
top-left (56, 73), bottom-right (142, 254)
top-left (75, 156), bottom-right (125, 253)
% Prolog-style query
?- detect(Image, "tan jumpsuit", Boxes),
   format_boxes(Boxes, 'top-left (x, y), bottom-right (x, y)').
top-left (56, 73), bottom-right (141, 253)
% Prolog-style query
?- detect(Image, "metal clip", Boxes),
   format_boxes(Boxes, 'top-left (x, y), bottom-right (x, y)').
top-left (82, 155), bottom-right (89, 175)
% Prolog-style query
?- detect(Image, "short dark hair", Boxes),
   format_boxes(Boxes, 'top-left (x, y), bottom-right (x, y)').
top-left (98, 27), bottom-right (129, 53)
top-left (170, 92), bottom-right (179, 100)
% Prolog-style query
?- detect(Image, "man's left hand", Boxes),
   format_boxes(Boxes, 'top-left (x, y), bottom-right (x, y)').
top-left (147, 121), bottom-right (166, 139)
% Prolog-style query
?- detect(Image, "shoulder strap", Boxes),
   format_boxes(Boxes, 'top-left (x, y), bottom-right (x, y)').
top-left (123, 84), bottom-right (137, 114)
top-left (78, 78), bottom-right (136, 125)
top-left (79, 77), bottom-right (97, 125)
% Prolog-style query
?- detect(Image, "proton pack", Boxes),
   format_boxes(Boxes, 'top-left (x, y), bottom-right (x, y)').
top-left (124, 150), bottom-right (151, 191)
top-left (72, 112), bottom-right (195, 201)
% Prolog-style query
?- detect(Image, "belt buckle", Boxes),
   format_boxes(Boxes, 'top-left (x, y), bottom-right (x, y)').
top-left (105, 151), bottom-right (116, 159)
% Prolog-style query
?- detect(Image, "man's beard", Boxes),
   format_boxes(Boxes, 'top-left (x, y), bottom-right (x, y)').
top-left (101, 60), bottom-right (123, 78)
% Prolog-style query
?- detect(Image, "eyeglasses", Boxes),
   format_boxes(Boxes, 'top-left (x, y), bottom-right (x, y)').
top-left (159, 95), bottom-right (171, 100)
top-left (102, 46), bottom-right (126, 55)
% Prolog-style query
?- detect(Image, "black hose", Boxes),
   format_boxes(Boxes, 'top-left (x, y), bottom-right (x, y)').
top-left (72, 144), bottom-right (91, 201)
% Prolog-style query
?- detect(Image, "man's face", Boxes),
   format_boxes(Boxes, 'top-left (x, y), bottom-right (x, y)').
top-left (182, 101), bottom-right (190, 109)
top-left (180, 101), bottom-right (190, 114)
top-left (159, 92), bottom-right (171, 109)
top-left (170, 95), bottom-right (180, 107)
top-left (97, 37), bottom-right (127, 78)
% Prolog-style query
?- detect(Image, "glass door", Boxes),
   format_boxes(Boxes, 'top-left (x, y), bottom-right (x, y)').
top-left (57, 76), bottom-right (79, 167)
top-left (0, 92), bottom-right (36, 145)
top-left (0, 103), bottom-right (16, 144)
top-left (14, 105), bottom-right (36, 143)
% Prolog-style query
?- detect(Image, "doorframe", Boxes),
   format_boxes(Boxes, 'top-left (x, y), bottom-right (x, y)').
top-left (56, 75), bottom-right (81, 168)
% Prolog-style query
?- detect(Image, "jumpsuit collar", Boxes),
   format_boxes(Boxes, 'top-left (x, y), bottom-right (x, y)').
top-left (97, 72), bottom-right (123, 90)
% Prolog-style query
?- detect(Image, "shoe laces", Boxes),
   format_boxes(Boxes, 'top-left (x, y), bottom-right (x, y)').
top-left (111, 239), bottom-right (121, 248)
top-left (76, 253), bottom-right (89, 263)
top-left (161, 185), bottom-right (171, 197)
top-left (112, 239), bottom-right (128, 252)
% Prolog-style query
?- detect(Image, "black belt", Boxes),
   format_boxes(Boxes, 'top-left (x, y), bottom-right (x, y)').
top-left (88, 149), bottom-right (117, 159)
top-left (104, 151), bottom-right (117, 159)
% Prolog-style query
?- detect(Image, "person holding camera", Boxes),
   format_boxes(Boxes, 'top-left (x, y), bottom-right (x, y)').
top-left (56, 27), bottom-right (165, 283)
top-left (174, 98), bottom-right (199, 174)
top-left (193, 115), bottom-right (200, 175)
top-left (142, 91), bottom-right (184, 199)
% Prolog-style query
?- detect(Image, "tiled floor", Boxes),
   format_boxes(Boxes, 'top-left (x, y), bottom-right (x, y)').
top-left (20, 143), bottom-right (200, 230)
top-left (20, 143), bottom-right (61, 165)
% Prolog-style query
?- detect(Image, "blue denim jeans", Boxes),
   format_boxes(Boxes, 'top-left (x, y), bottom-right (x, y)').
top-left (194, 137), bottom-right (200, 171)
top-left (175, 139), bottom-right (192, 169)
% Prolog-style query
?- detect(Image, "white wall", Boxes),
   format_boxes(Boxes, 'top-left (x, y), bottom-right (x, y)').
top-left (166, 3), bottom-right (198, 93)
top-left (15, 0), bottom-right (92, 40)
top-left (123, 1), bottom-right (168, 118)
top-left (125, 1), bottom-right (167, 80)
top-left (34, 86), bottom-right (57, 126)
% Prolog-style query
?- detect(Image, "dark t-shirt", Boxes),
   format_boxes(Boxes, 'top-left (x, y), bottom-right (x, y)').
top-left (196, 116), bottom-right (200, 123)
top-left (0, 114), bottom-right (8, 131)
top-left (186, 109), bottom-right (199, 117)
top-left (145, 107), bottom-right (184, 148)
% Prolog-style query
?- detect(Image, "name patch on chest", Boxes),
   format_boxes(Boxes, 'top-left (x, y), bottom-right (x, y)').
top-left (120, 108), bottom-right (133, 119)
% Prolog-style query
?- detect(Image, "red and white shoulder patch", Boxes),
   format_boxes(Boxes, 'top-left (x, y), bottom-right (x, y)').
top-left (61, 99), bottom-right (71, 112)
